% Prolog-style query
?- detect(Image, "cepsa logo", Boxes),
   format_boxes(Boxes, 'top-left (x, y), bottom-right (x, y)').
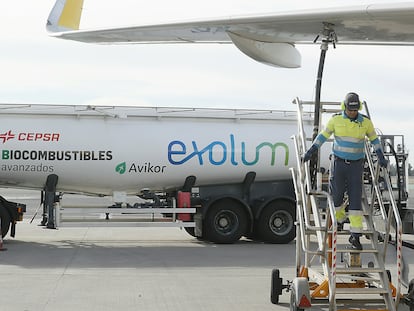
top-left (0, 130), bottom-right (60, 144)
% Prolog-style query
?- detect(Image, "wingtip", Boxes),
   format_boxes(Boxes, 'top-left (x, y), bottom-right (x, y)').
top-left (46, 0), bottom-right (84, 33)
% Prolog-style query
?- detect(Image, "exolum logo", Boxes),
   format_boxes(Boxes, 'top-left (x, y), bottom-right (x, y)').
top-left (168, 134), bottom-right (289, 166)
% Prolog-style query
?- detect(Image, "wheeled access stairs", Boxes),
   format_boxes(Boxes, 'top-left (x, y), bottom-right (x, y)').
top-left (271, 98), bottom-right (413, 311)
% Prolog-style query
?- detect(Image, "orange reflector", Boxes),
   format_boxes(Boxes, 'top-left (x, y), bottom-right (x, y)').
top-left (299, 294), bottom-right (311, 308)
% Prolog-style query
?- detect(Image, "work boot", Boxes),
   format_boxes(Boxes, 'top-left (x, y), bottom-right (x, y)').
top-left (348, 234), bottom-right (362, 250)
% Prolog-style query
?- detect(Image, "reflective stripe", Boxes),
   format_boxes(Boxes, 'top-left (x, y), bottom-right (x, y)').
top-left (315, 133), bottom-right (328, 147)
top-left (371, 138), bottom-right (382, 150)
top-left (335, 205), bottom-right (344, 212)
top-left (323, 128), bottom-right (333, 135)
top-left (310, 110), bottom-right (384, 160)
top-left (336, 136), bottom-right (363, 144)
top-left (315, 140), bottom-right (323, 147)
top-left (348, 210), bottom-right (363, 216)
top-left (334, 145), bottom-right (364, 154)
top-left (367, 130), bottom-right (377, 137)
top-left (349, 226), bottom-right (363, 233)
top-left (372, 143), bottom-right (381, 150)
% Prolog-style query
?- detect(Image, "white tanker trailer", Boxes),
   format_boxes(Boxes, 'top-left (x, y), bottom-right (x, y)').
top-left (0, 103), bottom-right (350, 243)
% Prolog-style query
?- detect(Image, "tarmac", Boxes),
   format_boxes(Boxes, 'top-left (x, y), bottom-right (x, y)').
top-left (1, 189), bottom-right (414, 311)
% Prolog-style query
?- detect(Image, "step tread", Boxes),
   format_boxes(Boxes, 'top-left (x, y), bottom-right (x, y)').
top-left (330, 248), bottom-right (379, 253)
top-left (336, 267), bottom-right (386, 274)
top-left (335, 287), bottom-right (389, 295)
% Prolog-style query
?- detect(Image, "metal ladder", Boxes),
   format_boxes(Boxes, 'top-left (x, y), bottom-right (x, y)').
top-left (290, 98), bottom-right (403, 311)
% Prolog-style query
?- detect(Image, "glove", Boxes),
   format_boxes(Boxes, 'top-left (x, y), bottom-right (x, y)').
top-left (377, 150), bottom-right (388, 168)
top-left (303, 144), bottom-right (318, 162)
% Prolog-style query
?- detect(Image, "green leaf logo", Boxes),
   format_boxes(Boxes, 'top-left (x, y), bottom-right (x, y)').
top-left (116, 162), bottom-right (126, 175)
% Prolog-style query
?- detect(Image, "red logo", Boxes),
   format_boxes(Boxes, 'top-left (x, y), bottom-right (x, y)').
top-left (0, 130), bottom-right (15, 143)
top-left (0, 130), bottom-right (60, 144)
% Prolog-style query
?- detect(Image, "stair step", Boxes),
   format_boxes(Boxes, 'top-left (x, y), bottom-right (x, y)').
top-left (333, 230), bottom-right (374, 235)
top-left (337, 308), bottom-right (388, 311)
top-left (305, 230), bottom-right (376, 236)
top-left (336, 274), bottom-right (381, 282)
top-left (335, 287), bottom-right (389, 295)
top-left (336, 267), bottom-right (385, 274)
top-left (333, 247), bottom-right (379, 254)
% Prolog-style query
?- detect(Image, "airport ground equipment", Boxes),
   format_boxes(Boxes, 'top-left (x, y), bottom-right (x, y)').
top-left (0, 103), bottom-right (411, 244)
top-left (0, 196), bottom-right (25, 239)
top-left (271, 98), bottom-right (414, 310)
top-left (0, 104), bottom-right (319, 244)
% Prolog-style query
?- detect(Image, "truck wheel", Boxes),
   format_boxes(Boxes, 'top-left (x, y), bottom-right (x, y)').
top-left (184, 227), bottom-right (196, 237)
top-left (258, 200), bottom-right (295, 244)
top-left (204, 200), bottom-right (247, 244)
top-left (0, 207), bottom-right (10, 238)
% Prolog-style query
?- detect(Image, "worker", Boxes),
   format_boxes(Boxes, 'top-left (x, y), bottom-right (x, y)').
top-left (303, 92), bottom-right (388, 250)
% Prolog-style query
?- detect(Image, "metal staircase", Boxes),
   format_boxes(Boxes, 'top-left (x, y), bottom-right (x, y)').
top-left (286, 98), bottom-right (404, 311)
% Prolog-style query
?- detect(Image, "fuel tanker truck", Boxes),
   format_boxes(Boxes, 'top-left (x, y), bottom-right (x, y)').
top-left (0, 103), bottom-right (406, 244)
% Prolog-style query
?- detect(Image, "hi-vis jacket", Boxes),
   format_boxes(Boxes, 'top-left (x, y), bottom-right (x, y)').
top-left (314, 111), bottom-right (382, 161)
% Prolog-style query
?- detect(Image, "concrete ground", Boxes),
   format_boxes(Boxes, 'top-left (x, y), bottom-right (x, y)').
top-left (0, 189), bottom-right (297, 311)
top-left (2, 223), bottom-right (297, 311)
top-left (1, 189), bottom-right (414, 311)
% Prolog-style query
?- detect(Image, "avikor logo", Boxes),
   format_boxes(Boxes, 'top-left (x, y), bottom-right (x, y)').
top-left (168, 134), bottom-right (289, 166)
top-left (116, 162), bottom-right (166, 175)
top-left (0, 130), bottom-right (60, 144)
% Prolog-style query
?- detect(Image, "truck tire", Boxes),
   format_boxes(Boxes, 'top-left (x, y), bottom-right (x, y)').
top-left (204, 199), bottom-right (248, 244)
top-left (257, 200), bottom-right (295, 244)
top-left (0, 207), bottom-right (11, 238)
top-left (184, 227), bottom-right (196, 237)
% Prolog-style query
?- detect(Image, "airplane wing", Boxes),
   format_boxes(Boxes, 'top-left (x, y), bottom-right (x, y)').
top-left (47, 1), bottom-right (414, 68)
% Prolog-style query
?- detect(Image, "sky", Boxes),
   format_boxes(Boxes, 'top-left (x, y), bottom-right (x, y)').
top-left (1, 0), bottom-right (414, 163)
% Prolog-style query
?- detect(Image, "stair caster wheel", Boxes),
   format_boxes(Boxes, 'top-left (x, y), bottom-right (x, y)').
top-left (290, 277), bottom-right (311, 311)
top-left (271, 268), bottom-right (283, 304)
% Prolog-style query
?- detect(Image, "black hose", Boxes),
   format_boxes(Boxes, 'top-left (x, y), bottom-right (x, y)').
top-left (310, 45), bottom-right (327, 188)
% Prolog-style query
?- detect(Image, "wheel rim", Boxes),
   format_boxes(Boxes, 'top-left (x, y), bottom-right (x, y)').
top-left (269, 210), bottom-right (293, 236)
top-left (213, 210), bottom-right (239, 236)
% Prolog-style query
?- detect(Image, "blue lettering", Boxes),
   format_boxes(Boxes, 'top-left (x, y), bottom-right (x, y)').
top-left (168, 140), bottom-right (196, 165)
top-left (167, 135), bottom-right (289, 167)
top-left (192, 141), bottom-right (203, 165)
top-left (230, 134), bottom-right (238, 165)
top-left (207, 141), bottom-right (226, 165)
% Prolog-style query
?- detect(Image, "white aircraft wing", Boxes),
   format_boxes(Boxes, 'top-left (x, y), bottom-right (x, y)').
top-left (47, 1), bottom-right (414, 68)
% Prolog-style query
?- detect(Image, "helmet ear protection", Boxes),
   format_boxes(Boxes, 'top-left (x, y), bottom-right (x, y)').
top-left (340, 101), bottom-right (363, 111)
top-left (341, 92), bottom-right (363, 111)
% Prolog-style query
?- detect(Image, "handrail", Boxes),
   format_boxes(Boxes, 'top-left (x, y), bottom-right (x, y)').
top-left (293, 98), bottom-right (322, 232)
top-left (364, 143), bottom-right (389, 233)
top-left (308, 189), bottom-right (338, 306)
top-left (364, 141), bottom-right (403, 307)
top-left (292, 136), bottom-right (326, 255)
top-left (292, 97), bottom-right (402, 310)
top-left (290, 166), bottom-right (311, 253)
top-left (292, 98), bottom-right (338, 308)
top-left (383, 166), bottom-right (403, 306)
